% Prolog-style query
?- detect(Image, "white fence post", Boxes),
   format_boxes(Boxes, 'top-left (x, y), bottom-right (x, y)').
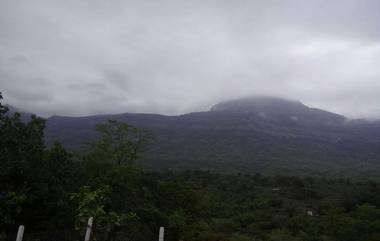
top-left (84, 217), bottom-right (93, 241)
top-left (15, 225), bottom-right (24, 241)
top-left (159, 227), bottom-right (164, 241)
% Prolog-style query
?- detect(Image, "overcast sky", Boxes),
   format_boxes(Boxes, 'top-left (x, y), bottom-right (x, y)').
top-left (1, 0), bottom-right (380, 118)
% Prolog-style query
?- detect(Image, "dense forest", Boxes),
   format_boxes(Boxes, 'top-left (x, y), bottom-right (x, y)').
top-left (41, 97), bottom-right (380, 179)
top-left (1, 93), bottom-right (380, 241)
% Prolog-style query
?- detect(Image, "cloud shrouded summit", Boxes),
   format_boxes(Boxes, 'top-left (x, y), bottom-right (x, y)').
top-left (1, 0), bottom-right (380, 118)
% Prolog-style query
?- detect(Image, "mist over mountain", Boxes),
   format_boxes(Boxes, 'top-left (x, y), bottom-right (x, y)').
top-left (34, 96), bottom-right (379, 179)
top-left (2, 1), bottom-right (380, 239)
top-left (211, 97), bottom-right (306, 112)
top-left (211, 96), bottom-right (346, 124)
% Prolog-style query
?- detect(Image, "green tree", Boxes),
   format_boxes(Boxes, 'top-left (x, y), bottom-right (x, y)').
top-left (267, 229), bottom-right (302, 241)
top-left (0, 93), bottom-right (78, 233)
top-left (0, 92), bottom-right (8, 120)
top-left (71, 185), bottom-right (138, 239)
top-left (0, 95), bottom-right (42, 231)
top-left (88, 120), bottom-right (152, 165)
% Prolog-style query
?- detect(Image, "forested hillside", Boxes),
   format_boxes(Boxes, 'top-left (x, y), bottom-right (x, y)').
top-left (43, 97), bottom-right (380, 179)
top-left (1, 93), bottom-right (380, 241)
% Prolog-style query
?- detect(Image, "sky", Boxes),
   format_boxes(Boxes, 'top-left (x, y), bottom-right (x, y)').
top-left (1, 0), bottom-right (380, 118)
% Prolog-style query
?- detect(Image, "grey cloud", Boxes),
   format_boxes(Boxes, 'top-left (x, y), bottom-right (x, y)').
top-left (0, 0), bottom-right (380, 118)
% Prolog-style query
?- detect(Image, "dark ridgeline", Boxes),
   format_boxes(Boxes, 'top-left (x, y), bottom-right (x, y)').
top-left (42, 97), bottom-right (380, 178)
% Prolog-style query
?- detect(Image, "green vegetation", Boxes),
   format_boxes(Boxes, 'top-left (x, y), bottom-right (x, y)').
top-left (43, 98), bottom-right (380, 180)
top-left (87, 120), bottom-right (152, 165)
top-left (1, 93), bottom-right (380, 241)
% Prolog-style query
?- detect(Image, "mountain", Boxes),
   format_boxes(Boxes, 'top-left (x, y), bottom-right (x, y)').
top-left (211, 96), bottom-right (346, 125)
top-left (43, 97), bottom-right (380, 178)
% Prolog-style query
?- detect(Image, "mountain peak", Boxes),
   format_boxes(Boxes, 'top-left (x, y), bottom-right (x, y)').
top-left (210, 96), bottom-right (346, 124)
top-left (210, 96), bottom-right (306, 113)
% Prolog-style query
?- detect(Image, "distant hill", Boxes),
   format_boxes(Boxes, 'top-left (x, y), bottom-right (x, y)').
top-left (41, 97), bottom-right (380, 178)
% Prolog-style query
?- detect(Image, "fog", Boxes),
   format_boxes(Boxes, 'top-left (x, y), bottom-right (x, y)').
top-left (1, 0), bottom-right (379, 118)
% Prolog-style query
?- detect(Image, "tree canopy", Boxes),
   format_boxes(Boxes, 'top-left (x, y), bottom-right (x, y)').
top-left (88, 120), bottom-right (152, 165)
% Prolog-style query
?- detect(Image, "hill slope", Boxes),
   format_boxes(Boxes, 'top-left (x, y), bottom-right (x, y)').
top-left (44, 97), bottom-right (380, 178)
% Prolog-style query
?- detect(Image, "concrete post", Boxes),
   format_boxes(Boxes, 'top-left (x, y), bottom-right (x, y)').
top-left (15, 225), bottom-right (24, 241)
top-left (159, 227), bottom-right (164, 241)
top-left (84, 217), bottom-right (93, 241)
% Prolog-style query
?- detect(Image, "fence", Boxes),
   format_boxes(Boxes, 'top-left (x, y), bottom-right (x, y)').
top-left (1, 218), bottom-right (165, 241)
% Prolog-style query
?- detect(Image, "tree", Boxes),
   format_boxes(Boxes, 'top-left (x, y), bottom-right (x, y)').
top-left (70, 185), bottom-right (138, 240)
top-left (0, 93), bottom-right (78, 233)
top-left (0, 93), bottom-right (49, 232)
top-left (0, 92), bottom-right (8, 120)
top-left (88, 120), bottom-right (152, 165)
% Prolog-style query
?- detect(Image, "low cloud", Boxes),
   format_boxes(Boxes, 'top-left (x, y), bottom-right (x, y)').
top-left (1, 0), bottom-right (379, 118)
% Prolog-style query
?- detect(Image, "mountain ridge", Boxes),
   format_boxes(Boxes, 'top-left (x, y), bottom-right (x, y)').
top-left (7, 97), bottom-right (380, 178)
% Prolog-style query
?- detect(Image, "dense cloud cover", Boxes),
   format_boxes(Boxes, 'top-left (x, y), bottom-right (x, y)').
top-left (1, 0), bottom-right (380, 118)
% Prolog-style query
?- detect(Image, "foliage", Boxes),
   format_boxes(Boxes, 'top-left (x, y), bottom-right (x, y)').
top-left (87, 120), bottom-right (152, 165)
top-left (70, 185), bottom-right (138, 235)
top-left (43, 98), bottom-right (380, 180)
top-left (1, 93), bottom-right (380, 241)
top-left (0, 92), bottom-right (8, 119)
